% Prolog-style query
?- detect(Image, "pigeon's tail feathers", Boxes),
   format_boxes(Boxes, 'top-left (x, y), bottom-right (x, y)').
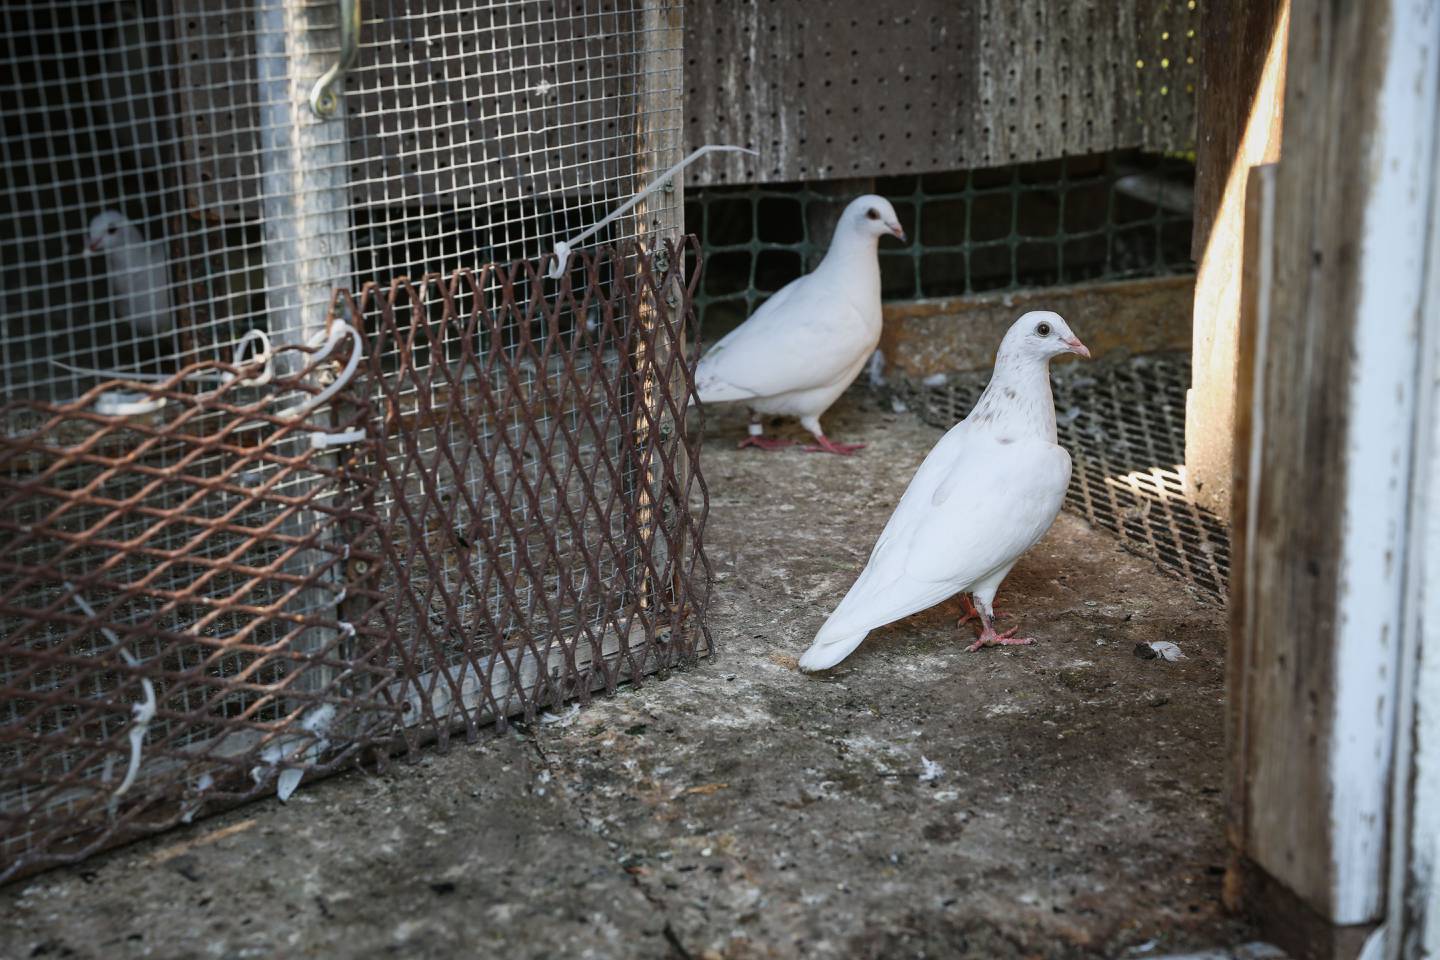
top-left (798, 615), bottom-right (871, 672)
top-left (694, 371), bottom-right (758, 405)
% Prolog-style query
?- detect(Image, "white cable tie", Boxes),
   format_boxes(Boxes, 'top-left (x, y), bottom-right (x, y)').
top-left (332, 587), bottom-right (347, 605)
top-left (65, 581), bottom-right (154, 802)
top-left (51, 360), bottom-right (177, 382)
top-left (547, 144), bottom-right (759, 279)
top-left (275, 320), bottom-right (363, 421)
top-left (57, 328), bottom-right (275, 407)
top-left (310, 427), bottom-right (367, 448)
top-left (92, 391), bottom-right (168, 418)
top-left (338, 620), bottom-right (356, 638)
top-left (232, 329), bottom-right (276, 388)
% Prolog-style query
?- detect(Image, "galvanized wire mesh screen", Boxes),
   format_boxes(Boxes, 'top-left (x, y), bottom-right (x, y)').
top-left (0, 0), bottom-right (704, 882)
top-left (1, 239), bottom-right (710, 883)
top-left (1, 0), bottom-right (682, 402)
top-left (687, 149), bottom-right (1194, 335)
top-left (894, 352), bottom-right (1228, 597)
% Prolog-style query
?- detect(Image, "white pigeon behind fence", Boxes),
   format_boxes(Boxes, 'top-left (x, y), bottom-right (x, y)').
top-left (693, 194), bottom-right (906, 455)
top-left (86, 210), bottom-right (175, 337)
top-left (798, 311), bottom-right (1091, 671)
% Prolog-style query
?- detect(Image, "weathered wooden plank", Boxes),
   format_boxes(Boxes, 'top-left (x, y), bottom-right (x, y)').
top-left (1189, 0), bottom-right (1289, 257)
top-left (1182, 0), bottom-right (1287, 519)
top-left (683, 0), bottom-right (1199, 187)
top-left (1224, 160), bottom-right (1274, 913)
top-left (1240, 0), bottom-right (1381, 927)
top-left (1236, 0), bottom-right (1438, 939)
top-left (625, 1), bottom-right (686, 622)
top-left (876, 274), bottom-right (1193, 378)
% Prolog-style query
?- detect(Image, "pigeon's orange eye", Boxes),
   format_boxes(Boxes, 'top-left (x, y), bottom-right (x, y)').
top-left (1036, 322), bottom-right (1051, 336)
top-left (865, 209), bottom-right (880, 220)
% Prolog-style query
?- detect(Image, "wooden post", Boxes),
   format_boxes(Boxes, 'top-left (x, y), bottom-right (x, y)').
top-left (1384, 39), bottom-right (1440, 955)
top-left (1183, 0), bottom-right (1288, 520)
top-left (1225, 159), bottom-right (1273, 913)
top-left (1227, 0), bottom-right (1440, 954)
top-left (255, 0), bottom-right (355, 694)
top-left (630, 0), bottom-right (685, 625)
top-left (256, 0), bottom-right (353, 366)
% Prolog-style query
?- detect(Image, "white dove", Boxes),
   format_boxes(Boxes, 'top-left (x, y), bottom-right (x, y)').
top-left (798, 311), bottom-right (1091, 671)
top-left (694, 195), bottom-right (906, 455)
top-left (86, 210), bottom-right (175, 336)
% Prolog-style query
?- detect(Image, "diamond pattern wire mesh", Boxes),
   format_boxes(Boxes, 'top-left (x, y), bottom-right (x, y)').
top-left (355, 239), bottom-right (711, 746)
top-left (0, 338), bottom-right (397, 881)
top-left (0, 0), bottom-right (699, 881)
top-left (0, 239), bottom-right (711, 883)
top-left (894, 352), bottom-right (1229, 597)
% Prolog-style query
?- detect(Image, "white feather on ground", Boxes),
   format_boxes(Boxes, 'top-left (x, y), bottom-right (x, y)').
top-left (694, 194), bottom-right (906, 454)
top-left (799, 310), bottom-right (1091, 671)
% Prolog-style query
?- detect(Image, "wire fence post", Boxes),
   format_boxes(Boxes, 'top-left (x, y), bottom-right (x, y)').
top-left (631, 1), bottom-right (686, 640)
top-left (256, 0), bottom-right (357, 696)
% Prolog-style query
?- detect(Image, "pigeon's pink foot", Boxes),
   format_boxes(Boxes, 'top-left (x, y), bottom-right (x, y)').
top-left (964, 625), bottom-right (1036, 653)
top-left (737, 435), bottom-right (797, 451)
top-left (957, 594), bottom-right (1008, 627)
top-left (802, 435), bottom-right (866, 456)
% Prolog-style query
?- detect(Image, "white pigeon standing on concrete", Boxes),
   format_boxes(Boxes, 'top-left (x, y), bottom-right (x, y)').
top-left (799, 311), bottom-right (1091, 671)
top-left (86, 210), bottom-right (175, 337)
top-left (694, 195), bottom-right (906, 455)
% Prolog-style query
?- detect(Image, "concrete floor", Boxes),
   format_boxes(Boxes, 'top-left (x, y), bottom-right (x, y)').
top-left (0, 391), bottom-right (1257, 959)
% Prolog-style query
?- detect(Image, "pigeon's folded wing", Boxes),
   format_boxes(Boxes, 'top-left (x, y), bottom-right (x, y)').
top-left (817, 428), bottom-right (1071, 639)
top-left (695, 276), bottom-right (873, 403)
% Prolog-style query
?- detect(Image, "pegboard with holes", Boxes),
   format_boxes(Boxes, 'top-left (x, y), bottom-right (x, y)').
top-left (684, 0), bottom-right (1199, 186)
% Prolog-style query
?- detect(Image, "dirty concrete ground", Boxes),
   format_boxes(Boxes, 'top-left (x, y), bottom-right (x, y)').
top-left (1, 390), bottom-right (1258, 959)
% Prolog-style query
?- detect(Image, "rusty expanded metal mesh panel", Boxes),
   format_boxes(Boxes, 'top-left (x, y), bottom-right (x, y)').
top-left (895, 352), bottom-right (1228, 597)
top-left (0, 338), bottom-right (397, 881)
top-left (0, 239), bottom-right (712, 882)
top-left (685, 0), bottom-right (1199, 187)
top-left (355, 239), bottom-right (711, 743)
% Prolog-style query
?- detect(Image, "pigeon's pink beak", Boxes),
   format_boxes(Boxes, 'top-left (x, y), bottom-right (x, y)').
top-left (1064, 336), bottom-right (1091, 359)
top-left (85, 238), bottom-right (101, 253)
top-left (890, 224), bottom-right (908, 243)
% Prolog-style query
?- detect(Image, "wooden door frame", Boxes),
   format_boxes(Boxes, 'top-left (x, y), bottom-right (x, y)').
top-left (1227, 0), bottom-right (1440, 956)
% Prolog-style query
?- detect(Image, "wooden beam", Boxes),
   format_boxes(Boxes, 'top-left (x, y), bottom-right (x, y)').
top-left (1183, 0), bottom-right (1287, 519)
top-left (1231, 0), bottom-right (1439, 943)
top-left (877, 274), bottom-right (1194, 378)
top-left (1384, 14), bottom-right (1440, 952)
top-left (1225, 160), bottom-right (1274, 914)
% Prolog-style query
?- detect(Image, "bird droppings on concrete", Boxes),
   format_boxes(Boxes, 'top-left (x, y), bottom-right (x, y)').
top-left (0, 390), bottom-right (1257, 959)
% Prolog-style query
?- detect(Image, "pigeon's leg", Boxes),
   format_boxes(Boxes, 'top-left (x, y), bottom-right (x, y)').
top-left (799, 415), bottom-right (866, 456)
top-left (737, 413), bottom-right (796, 451)
top-left (964, 596), bottom-right (1035, 653)
top-left (957, 593), bottom-right (1009, 627)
